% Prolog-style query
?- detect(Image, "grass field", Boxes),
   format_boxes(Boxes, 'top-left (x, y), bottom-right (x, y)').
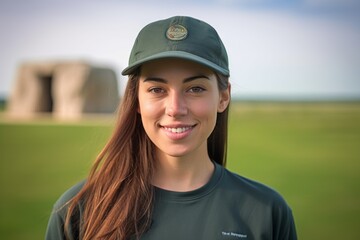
top-left (1, 102), bottom-right (360, 239)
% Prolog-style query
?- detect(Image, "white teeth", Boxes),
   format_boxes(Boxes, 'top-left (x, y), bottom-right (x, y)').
top-left (164, 126), bottom-right (192, 133)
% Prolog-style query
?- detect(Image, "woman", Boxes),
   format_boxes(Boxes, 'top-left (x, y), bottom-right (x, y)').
top-left (46, 16), bottom-right (297, 240)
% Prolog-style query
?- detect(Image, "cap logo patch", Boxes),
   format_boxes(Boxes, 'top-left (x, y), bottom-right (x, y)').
top-left (166, 24), bottom-right (188, 41)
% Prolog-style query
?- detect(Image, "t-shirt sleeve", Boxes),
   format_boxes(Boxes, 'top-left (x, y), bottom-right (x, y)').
top-left (272, 199), bottom-right (297, 240)
top-left (45, 207), bottom-right (66, 240)
top-left (45, 181), bottom-right (85, 240)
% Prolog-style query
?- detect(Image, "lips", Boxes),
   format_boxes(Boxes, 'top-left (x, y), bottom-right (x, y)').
top-left (160, 124), bottom-right (196, 140)
top-left (163, 126), bottom-right (193, 133)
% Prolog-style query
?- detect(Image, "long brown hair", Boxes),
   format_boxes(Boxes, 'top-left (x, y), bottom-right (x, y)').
top-left (64, 69), bottom-right (230, 239)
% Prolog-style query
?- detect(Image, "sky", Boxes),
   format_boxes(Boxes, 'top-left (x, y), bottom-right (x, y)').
top-left (0, 0), bottom-right (359, 100)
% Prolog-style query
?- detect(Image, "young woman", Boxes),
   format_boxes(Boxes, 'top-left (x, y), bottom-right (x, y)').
top-left (46, 16), bottom-right (297, 240)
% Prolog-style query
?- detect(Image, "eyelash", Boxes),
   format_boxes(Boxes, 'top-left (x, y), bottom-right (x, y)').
top-left (148, 87), bottom-right (165, 94)
top-left (187, 86), bottom-right (206, 93)
top-left (148, 86), bottom-right (206, 94)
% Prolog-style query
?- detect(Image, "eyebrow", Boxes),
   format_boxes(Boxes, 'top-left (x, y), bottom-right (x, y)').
top-left (143, 75), bottom-right (210, 83)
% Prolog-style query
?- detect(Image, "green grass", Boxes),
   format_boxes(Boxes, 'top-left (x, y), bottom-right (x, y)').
top-left (227, 102), bottom-right (360, 240)
top-left (1, 102), bottom-right (360, 239)
top-left (0, 122), bottom-right (113, 239)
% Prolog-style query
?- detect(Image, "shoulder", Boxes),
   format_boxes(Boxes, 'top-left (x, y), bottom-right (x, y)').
top-left (53, 180), bottom-right (86, 211)
top-left (220, 166), bottom-right (290, 209)
top-left (219, 167), bottom-right (297, 239)
top-left (46, 181), bottom-right (86, 239)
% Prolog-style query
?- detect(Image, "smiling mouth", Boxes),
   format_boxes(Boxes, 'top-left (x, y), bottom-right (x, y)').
top-left (161, 125), bottom-right (196, 133)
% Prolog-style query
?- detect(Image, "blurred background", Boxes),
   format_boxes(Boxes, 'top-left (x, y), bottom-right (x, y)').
top-left (1, 0), bottom-right (359, 100)
top-left (0, 0), bottom-right (359, 239)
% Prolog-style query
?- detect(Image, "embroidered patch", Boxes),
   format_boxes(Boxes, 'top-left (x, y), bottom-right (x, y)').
top-left (166, 24), bottom-right (188, 41)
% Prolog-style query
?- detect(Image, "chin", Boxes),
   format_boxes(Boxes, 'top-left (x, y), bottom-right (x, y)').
top-left (158, 146), bottom-right (193, 158)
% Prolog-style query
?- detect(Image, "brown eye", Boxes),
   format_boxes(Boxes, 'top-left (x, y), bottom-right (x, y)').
top-left (188, 87), bottom-right (205, 93)
top-left (149, 87), bottom-right (165, 94)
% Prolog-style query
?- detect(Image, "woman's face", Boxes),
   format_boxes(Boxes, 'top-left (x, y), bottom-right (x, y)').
top-left (138, 58), bottom-right (229, 160)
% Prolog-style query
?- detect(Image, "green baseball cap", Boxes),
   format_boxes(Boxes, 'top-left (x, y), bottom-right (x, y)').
top-left (121, 16), bottom-right (230, 76)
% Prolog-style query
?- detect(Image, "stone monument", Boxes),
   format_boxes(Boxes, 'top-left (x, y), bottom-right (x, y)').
top-left (7, 61), bottom-right (120, 119)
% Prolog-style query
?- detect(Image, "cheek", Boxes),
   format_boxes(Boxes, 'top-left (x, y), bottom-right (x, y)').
top-left (190, 98), bottom-right (218, 120)
top-left (138, 97), bottom-right (162, 119)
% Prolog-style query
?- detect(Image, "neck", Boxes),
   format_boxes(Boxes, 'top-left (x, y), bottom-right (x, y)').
top-left (152, 153), bottom-right (214, 192)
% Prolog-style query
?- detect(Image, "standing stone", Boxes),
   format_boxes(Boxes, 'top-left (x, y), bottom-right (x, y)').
top-left (7, 61), bottom-right (119, 119)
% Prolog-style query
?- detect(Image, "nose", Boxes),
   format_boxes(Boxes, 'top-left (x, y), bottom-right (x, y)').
top-left (165, 91), bottom-right (188, 117)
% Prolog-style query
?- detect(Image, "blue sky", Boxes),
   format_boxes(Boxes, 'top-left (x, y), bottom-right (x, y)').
top-left (0, 0), bottom-right (359, 100)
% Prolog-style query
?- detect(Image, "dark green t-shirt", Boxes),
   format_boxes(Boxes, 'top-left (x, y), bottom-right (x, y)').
top-left (46, 163), bottom-right (297, 240)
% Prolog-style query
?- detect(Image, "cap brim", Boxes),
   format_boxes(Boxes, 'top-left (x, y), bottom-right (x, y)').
top-left (121, 51), bottom-right (229, 77)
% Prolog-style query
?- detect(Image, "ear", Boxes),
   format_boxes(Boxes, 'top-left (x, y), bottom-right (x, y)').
top-left (217, 84), bottom-right (231, 113)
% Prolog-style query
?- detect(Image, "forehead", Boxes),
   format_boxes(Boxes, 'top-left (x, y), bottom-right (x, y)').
top-left (140, 58), bottom-right (214, 77)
